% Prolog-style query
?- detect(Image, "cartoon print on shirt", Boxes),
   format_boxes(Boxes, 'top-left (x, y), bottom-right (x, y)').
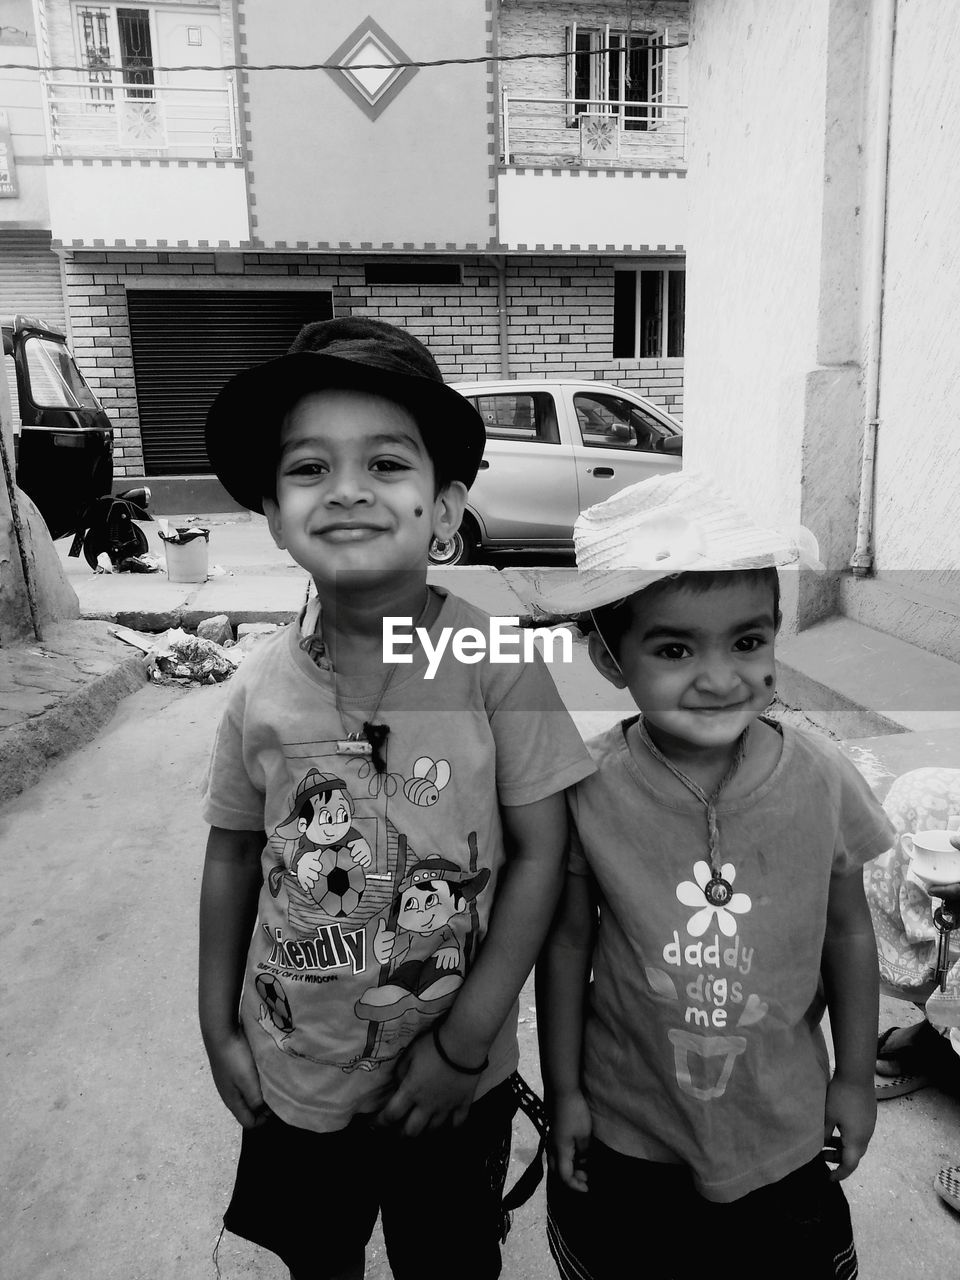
top-left (357, 758), bottom-right (401, 798)
top-left (401, 756), bottom-right (452, 807)
top-left (643, 857), bottom-right (771, 1102)
top-left (355, 845), bottom-right (490, 1025)
top-left (254, 740), bottom-right (487, 1074)
top-left (273, 769), bottom-right (373, 914)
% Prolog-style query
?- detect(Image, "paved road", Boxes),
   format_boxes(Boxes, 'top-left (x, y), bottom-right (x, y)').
top-left (2, 677), bottom-right (959, 1278)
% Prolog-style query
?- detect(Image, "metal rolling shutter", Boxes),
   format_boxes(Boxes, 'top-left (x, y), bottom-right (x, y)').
top-left (0, 231), bottom-right (66, 332)
top-left (126, 289), bottom-right (333, 475)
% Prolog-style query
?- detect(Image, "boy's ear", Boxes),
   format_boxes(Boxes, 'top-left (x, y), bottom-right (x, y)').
top-left (587, 629), bottom-right (627, 689)
top-left (433, 481), bottom-right (468, 541)
top-left (263, 496), bottom-right (286, 550)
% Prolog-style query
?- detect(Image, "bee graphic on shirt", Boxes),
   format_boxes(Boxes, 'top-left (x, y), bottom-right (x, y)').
top-left (402, 756), bottom-right (452, 807)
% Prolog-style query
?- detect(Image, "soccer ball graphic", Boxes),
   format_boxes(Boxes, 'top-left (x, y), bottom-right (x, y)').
top-left (310, 846), bottom-right (367, 917)
top-left (255, 972), bottom-right (293, 1033)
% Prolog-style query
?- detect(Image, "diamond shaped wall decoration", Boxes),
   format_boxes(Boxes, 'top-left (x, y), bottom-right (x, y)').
top-left (325, 18), bottom-right (419, 120)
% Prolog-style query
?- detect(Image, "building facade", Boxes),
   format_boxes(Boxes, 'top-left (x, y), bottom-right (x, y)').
top-left (0, 0), bottom-right (688, 499)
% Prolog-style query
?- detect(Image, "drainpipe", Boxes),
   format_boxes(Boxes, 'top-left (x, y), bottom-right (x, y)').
top-left (491, 254), bottom-right (511, 378)
top-left (850, 0), bottom-right (897, 577)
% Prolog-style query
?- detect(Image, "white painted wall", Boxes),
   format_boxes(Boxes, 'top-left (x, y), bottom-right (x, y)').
top-left (683, 0), bottom-right (831, 530)
top-left (44, 162), bottom-right (248, 244)
top-left (873, 5), bottom-right (960, 593)
top-left (497, 168), bottom-right (686, 249)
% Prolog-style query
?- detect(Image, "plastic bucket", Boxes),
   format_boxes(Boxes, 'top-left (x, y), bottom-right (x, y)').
top-left (163, 531), bottom-right (209, 583)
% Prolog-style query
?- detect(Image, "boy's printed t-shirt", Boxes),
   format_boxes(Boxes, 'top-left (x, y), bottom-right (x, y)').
top-left (203, 590), bottom-right (594, 1133)
top-left (568, 719), bottom-right (894, 1203)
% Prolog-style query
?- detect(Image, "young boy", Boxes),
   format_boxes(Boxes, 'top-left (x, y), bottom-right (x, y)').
top-left (536, 472), bottom-right (894, 1280)
top-left (199, 317), bottom-right (595, 1280)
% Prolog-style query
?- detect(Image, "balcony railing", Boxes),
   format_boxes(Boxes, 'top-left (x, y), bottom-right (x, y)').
top-left (501, 94), bottom-right (687, 170)
top-left (41, 78), bottom-right (241, 160)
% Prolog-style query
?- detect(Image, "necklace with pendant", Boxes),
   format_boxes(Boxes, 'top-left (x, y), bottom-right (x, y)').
top-left (300, 588), bottom-right (434, 774)
top-left (636, 718), bottom-right (749, 907)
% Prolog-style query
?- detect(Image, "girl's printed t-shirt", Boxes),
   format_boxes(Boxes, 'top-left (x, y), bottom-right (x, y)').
top-left (203, 590), bottom-right (594, 1132)
top-left (568, 718), bottom-right (894, 1202)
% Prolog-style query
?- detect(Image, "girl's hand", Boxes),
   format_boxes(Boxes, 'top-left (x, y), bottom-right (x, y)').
top-left (548, 1090), bottom-right (593, 1192)
top-left (823, 1076), bottom-right (876, 1181)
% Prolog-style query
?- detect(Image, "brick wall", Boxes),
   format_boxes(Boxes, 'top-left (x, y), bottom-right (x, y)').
top-left (63, 250), bottom-right (684, 476)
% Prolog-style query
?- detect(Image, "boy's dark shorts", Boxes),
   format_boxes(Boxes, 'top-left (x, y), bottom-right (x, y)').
top-left (546, 1142), bottom-right (857, 1280)
top-left (224, 1078), bottom-right (518, 1280)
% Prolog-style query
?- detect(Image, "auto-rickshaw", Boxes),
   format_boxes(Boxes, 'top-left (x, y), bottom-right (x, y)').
top-left (3, 314), bottom-right (151, 566)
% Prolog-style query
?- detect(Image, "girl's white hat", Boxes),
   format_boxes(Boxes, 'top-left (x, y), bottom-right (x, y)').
top-left (536, 471), bottom-right (821, 615)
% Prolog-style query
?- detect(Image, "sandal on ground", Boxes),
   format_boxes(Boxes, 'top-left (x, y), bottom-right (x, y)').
top-left (875, 1070), bottom-right (931, 1100)
top-left (876, 1022), bottom-right (941, 1077)
top-left (934, 1165), bottom-right (960, 1211)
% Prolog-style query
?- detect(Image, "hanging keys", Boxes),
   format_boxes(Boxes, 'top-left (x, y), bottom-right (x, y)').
top-left (933, 903), bottom-right (958, 992)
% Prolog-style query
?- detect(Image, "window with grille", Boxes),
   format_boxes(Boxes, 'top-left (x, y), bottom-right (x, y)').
top-left (566, 25), bottom-right (665, 130)
top-left (76, 5), bottom-right (155, 100)
top-left (614, 267), bottom-right (685, 359)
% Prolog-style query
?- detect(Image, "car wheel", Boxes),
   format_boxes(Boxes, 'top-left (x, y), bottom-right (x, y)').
top-left (429, 518), bottom-right (479, 567)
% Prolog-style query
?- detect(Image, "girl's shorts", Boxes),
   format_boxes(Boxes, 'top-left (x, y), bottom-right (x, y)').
top-left (223, 1077), bottom-right (518, 1280)
top-left (546, 1142), bottom-right (857, 1280)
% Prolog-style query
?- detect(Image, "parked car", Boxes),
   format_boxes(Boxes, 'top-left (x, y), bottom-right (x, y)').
top-left (3, 314), bottom-right (114, 540)
top-left (430, 378), bottom-right (682, 565)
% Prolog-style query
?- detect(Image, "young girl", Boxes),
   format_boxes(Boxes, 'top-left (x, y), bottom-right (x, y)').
top-left (536, 472), bottom-right (894, 1280)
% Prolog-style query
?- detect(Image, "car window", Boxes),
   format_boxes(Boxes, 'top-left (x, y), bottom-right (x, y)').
top-left (467, 392), bottom-right (560, 445)
top-left (574, 391), bottom-right (672, 452)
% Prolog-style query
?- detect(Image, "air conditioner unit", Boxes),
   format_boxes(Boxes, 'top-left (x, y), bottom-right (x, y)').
top-left (579, 112), bottom-right (620, 160)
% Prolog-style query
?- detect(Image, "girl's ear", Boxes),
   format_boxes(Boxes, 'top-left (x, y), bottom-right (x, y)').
top-left (588, 629), bottom-right (627, 689)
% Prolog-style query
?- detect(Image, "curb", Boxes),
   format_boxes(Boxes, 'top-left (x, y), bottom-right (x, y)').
top-left (0, 626), bottom-right (150, 807)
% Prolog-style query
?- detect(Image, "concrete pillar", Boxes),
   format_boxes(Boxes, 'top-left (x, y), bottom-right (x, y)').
top-left (683, 0), bottom-right (871, 632)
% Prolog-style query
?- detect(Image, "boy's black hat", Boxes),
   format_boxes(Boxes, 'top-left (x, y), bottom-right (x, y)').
top-left (204, 317), bottom-right (486, 512)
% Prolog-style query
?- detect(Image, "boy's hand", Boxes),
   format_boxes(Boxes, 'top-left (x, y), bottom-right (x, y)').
top-left (823, 1076), bottom-right (876, 1181)
top-left (205, 1026), bottom-right (271, 1129)
top-left (548, 1090), bottom-right (592, 1193)
top-left (374, 1030), bottom-right (480, 1135)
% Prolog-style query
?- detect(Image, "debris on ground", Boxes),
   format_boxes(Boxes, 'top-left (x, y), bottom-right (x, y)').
top-left (196, 614), bottom-right (233, 646)
top-left (118, 553), bottom-right (162, 573)
top-left (148, 627), bottom-right (241, 684)
top-left (109, 620), bottom-right (279, 681)
top-left (110, 625), bottom-right (158, 653)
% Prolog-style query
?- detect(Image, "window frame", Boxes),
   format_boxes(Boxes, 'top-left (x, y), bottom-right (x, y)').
top-left (567, 24), bottom-right (663, 130)
top-left (573, 390), bottom-right (675, 453)
top-left (464, 391), bottom-right (561, 446)
top-left (73, 3), bottom-right (157, 102)
top-left (613, 261), bottom-right (686, 361)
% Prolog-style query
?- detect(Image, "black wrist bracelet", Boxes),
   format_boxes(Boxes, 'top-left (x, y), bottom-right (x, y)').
top-left (431, 1020), bottom-right (489, 1075)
